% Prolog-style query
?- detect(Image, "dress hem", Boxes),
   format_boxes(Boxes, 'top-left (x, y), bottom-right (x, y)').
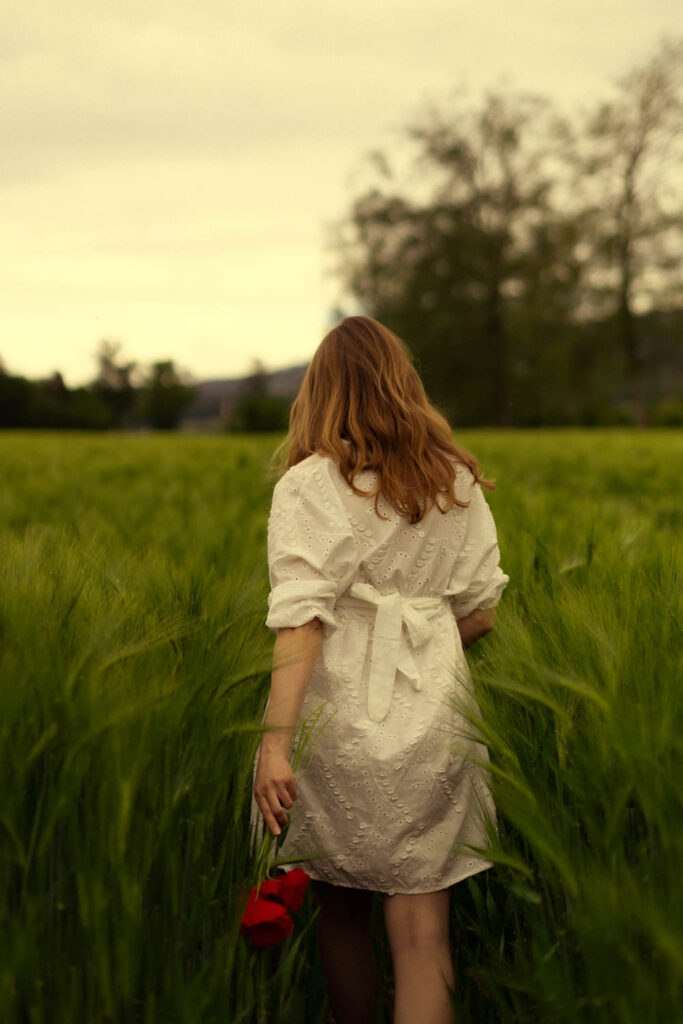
top-left (281, 859), bottom-right (494, 896)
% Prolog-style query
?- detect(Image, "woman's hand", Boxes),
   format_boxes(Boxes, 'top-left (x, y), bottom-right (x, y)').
top-left (253, 747), bottom-right (298, 837)
top-left (457, 606), bottom-right (497, 648)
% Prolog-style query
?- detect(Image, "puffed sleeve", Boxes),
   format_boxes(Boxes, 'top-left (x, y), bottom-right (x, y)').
top-left (446, 470), bottom-right (510, 619)
top-left (265, 459), bottom-right (360, 635)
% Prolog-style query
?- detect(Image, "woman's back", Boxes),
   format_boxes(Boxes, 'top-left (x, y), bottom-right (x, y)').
top-left (268, 450), bottom-right (508, 625)
top-left (329, 452), bottom-right (503, 606)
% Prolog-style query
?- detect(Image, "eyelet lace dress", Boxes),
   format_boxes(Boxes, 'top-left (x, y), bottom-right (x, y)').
top-left (250, 452), bottom-right (510, 895)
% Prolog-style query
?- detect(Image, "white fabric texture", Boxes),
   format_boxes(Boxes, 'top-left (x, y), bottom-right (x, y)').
top-left (251, 451), bottom-right (509, 895)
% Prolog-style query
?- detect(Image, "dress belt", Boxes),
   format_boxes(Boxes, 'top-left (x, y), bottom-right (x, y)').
top-left (336, 581), bottom-right (449, 723)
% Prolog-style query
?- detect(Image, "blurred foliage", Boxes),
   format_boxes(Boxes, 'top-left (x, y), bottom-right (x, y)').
top-left (224, 360), bottom-right (292, 433)
top-left (0, 342), bottom-right (196, 431)
top-left (91, 339), bottom-right (139, 428)
top-left (135, 360), bottom-right (198, 430)
top-left (329, 37), bottom-right (683, 428)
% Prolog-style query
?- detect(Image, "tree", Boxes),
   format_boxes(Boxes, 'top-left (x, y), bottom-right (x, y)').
top-left (329, 88), bottom-right (584, 427)
top-left (90, 340), bottom-right (139, 428)
top-left (224, 359), bottom-right (292, 433)
top-left (0, 347), bottom-right (198, 430)
top-left (0, 368), bottom-right (34, 427)
top-left (566, 36), bottom-right (683, 425)
top-left (137, 360), bottom-right (197, 430)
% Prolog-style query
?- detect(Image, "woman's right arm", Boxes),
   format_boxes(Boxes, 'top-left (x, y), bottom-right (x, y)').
top-left (457, 607), bottom-right (496, 648)
top-left (254, 618), bottom-right (324, 837)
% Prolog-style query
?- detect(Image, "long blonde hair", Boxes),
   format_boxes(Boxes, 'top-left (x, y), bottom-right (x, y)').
top-left (269, 315), bottom-right (496, 524)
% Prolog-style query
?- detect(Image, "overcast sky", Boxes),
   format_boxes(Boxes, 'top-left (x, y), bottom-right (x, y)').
top-left (2, 1), bottom-right (681, 386)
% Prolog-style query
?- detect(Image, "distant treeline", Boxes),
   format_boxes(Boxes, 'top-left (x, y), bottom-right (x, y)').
top-left (0, 342), bottom-right (197, 431)
top-left (0, 347), bottom-right (297, 433)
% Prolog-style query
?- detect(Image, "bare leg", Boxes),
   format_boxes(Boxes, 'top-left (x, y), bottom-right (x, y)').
top-left (311, 880), bottom-right (379, 1024)
top-left (382, 889), bottom-right (456, 1024)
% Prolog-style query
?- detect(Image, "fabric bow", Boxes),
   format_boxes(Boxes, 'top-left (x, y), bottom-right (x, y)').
top-left (343, 582), bottom-right (446, 723)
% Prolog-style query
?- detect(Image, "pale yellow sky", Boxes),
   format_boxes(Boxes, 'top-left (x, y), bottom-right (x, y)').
top-left (2, 0), bottom-right (681, 386)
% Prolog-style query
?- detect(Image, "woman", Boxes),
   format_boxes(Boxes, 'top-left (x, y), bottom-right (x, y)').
top-left (252, 315), bottom-right (509, 1024)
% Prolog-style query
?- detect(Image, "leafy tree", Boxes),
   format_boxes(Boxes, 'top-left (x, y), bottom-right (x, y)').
top-left (90, 340), bottom-right (139, 428)
top-left (224, 359), bottom-right (292, 433)
top-left (562, 36), bottom-right (683, 425)
top-left (136, 360), bottom-right (197, 430)
top-left (0, 368), bottom-right (34, 427)
top-left (0, 366), bottom-right (113, 429)
top-left (0, 348), bottom-right (197, 430)
top-left (329, 89), bottom-right (584, 427)
top-left (31, 373), bottom-right (113, 429)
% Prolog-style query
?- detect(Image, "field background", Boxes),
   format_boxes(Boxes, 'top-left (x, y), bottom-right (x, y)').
top-left (0, 429), bottom-right (681, 1023)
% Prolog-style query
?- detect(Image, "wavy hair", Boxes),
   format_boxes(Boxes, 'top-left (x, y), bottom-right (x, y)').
top-left (269, 315), bottom-right (496, 524)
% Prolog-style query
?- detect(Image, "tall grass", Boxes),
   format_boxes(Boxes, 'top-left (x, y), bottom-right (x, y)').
top-left (0, 428), bottom-right (680, 1023)
top-left (449, 430), bottom-right (683, 1023)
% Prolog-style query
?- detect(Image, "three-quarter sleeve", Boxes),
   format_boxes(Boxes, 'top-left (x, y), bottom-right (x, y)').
top-left (265, 460), bottom-right (360, 635)
top-left (446, 471), bottom-right (509, 620)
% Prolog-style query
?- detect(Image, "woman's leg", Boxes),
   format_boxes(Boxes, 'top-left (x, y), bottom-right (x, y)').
top-left (382, 889), bottom-right (456, 1024)
top-left (310, 879), bottom-right (379, 1024)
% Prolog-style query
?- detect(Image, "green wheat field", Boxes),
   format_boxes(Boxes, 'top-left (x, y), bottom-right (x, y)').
top-left (1, 429), bottom-right (681, 1024)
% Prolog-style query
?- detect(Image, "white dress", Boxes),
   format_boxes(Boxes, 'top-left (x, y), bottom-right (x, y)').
top-left (250, 450), bottom-right (510, 895)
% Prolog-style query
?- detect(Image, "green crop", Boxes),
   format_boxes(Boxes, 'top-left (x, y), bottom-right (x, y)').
top-left (0, 428), bottom-right (680, 1023)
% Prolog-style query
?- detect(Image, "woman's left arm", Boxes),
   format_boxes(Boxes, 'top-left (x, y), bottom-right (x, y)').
top-left (253, 617), bottom-right (324, 837)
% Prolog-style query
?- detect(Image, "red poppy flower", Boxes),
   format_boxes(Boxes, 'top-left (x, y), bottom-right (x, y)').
top-left (274, 868), bottom-right (310, 912)
top-left (254, 878), bottom-right (282, 903)
top-left (239, 890), bottom-right (294, 949)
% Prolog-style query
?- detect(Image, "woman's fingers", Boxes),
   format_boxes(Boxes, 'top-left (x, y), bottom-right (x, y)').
top-left (285, 776), bottom-right (298, 802)
top-left (255, 781), bottom-right (297, 836)
top-left (255, 790), bottom-right (283, 836)
top-left (253, 753), bottom-right (299, 836)
top-left (276, 783), bottom-right (294, 810)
